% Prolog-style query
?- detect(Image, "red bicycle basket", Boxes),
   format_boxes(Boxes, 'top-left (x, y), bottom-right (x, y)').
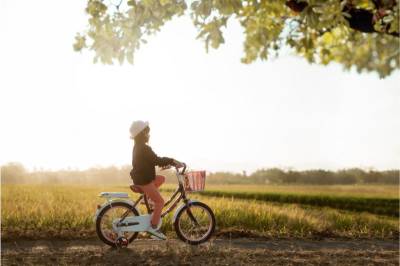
top-left (184, 171), bottom-right (206, 192)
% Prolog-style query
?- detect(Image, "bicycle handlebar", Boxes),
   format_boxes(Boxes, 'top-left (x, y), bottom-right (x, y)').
top-left (175, 162), bottom-right (186, 175)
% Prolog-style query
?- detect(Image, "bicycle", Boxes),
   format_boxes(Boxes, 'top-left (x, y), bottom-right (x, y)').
top-left (93, 163), bottom-right (216, 247)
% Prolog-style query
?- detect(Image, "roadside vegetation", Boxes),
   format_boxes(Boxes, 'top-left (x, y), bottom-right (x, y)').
top-left (2, 184), bottom-right (398, 240)
top-left (166, 187), bottom-right (399, 217)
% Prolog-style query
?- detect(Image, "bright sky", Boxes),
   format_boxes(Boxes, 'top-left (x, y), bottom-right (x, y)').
top-left (1, 0), bottom-right (399, 173)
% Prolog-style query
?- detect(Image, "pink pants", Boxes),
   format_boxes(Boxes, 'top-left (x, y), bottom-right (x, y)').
top-left (137, 175), bottom-right (165, 227)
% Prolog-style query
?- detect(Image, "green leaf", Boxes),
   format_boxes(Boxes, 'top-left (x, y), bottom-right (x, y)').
top-left (74, 0), bottom-right (400, 78)
top-left (127, 52), bottom-right (134, 64)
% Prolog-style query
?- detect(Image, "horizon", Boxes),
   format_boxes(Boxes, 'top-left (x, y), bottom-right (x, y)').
top-left (2, 161), bottom-right (399, 175)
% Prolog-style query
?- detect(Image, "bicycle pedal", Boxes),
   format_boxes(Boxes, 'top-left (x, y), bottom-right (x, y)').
top-left (115, 236), bottom-right (129, 248)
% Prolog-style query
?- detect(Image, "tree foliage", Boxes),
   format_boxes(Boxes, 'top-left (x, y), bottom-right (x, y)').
top-left (207, 168), bottom-right (399, 185)
top-left (74, 0), bottom-right (400, 77)
top-left (1, 162), bottom-right (27, 184)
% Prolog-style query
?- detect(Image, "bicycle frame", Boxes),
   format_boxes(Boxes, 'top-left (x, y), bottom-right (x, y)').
top-left (131, 181), bottom-right (188, 218)
top-left (117, 165), bottom-right (192, 225)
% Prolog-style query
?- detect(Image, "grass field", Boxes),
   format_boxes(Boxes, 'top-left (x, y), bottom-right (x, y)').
top-left (161, 184), bottom-right (400, 217)
top-left (1, 184), bottom-right (399, 240)
top-left (190, 184), bottom-right (400, 198)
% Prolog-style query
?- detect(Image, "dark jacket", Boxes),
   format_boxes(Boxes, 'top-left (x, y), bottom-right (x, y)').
top-left (130, 142), bottom-right (174, 185)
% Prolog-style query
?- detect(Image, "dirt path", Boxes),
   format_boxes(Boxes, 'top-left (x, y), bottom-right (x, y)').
top-left (2, 238), bottom-right (399, 265)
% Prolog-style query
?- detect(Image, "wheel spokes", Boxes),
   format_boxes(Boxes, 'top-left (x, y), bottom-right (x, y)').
top-left (100, 206), bottom-right (136, 243)
top-left (178, 206), bottom-right (212, 241)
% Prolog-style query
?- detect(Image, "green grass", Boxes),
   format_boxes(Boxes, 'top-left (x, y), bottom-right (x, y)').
top-left (1, 184), bottom-right (398, 240)
top-left (160, 184), bottom-right (400, 217)
top-left (196, 184), bottom-right (400, 198)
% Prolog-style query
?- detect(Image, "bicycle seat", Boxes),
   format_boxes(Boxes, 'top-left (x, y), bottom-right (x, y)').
top-left (130, 185), bottom-right (144, 194)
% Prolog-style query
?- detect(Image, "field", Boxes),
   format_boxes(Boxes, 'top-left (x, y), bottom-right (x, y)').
top-left (2, 183), bottom-right (399, 265)
top-left (163, 184), bottom-right (399, 217)
top-left (1, 184), bottom-right (399, 240)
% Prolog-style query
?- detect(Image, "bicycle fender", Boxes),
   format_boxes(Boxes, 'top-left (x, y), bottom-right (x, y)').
top-left (93, 199), bottom-right (138, 222)
top-left (172, 200), bottom-right (200, 224)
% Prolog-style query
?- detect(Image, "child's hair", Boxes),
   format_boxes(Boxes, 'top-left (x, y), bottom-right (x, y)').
top-left (134, 126), bottom-right (150, 144)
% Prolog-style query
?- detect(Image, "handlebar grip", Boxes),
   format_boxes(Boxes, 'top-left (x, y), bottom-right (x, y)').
top-left (180, 163), bottom-right (187, 175)
top-left (174, 162), bottom-right (186, 174)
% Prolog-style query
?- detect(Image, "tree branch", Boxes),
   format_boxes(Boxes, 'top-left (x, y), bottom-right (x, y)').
top-left (285, 0), bottom-right (399, 37)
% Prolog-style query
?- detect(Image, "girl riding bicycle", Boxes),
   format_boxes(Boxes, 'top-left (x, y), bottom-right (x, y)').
top-left (129, 120), bottom-right (183, 239)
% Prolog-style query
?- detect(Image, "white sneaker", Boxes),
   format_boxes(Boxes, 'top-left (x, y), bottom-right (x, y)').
top-left (147, 227), bottom-right (167, 240)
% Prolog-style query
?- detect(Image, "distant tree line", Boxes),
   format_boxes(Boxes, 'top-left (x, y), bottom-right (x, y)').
top-left (1, 162), bottom-right (398, 185)
top-left (207, 168), bottom-right (399, 185)
top-left (0, 162), bottom-right (131, 185)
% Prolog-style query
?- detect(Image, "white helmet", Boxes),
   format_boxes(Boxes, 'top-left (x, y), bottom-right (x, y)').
top-left (129, 120), bottom-right (149, 139)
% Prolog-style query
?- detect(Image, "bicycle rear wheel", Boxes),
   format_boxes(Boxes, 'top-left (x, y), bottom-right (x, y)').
top-left (174, 201), bottom-right (215, 245)
top-left (96, 202), bottom-right (139, 247)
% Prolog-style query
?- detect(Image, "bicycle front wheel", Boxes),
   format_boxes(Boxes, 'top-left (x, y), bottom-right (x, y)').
top-left (174, 201), bottom-right (215, 245)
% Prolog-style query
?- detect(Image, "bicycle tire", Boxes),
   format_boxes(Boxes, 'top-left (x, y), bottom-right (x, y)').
top-left (95, 202), bottom-right (140, 247)
top-left (174, 201), bottom-right (215, 245)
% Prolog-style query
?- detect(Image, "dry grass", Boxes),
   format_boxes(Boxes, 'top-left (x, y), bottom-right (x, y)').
top-left (1, 184), bottom-right (398, 240)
